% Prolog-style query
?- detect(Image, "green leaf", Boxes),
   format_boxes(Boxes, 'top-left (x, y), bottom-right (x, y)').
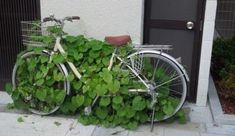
top-left (95, 107), bottom-right (108, 119)
top-left (100, 69), bottom-right (113, 83)
top-left (112, 96), bottom-right (123, 104)
top-left (102, 57), bottom-right (109, 66)
top-left (121, 77), bottom-right (129, 85)
top-left (71, 95), bottom-right (85, 108)
top-left (99, 97), bottom-right (111, 107)
top-left (109, 80), bottom-right (120, 93)
top-left (17, 117), bottom-right (24, 123)
top-left (54, 90), bottom-right (66, 104)
top-left (35, 89), bottom-right (47, 101)
top-left (82, 85), bottom-right (90, 93)
top-left (125, 106), bottom-right (136, 118)
top-left (52, 54), bottom-right (64, 64)
top-left (11, 91), bottom-right (20, 101)
top-left (40, 56), bottom-right (48, 63)
top-left (163, 101), bottom-right (174, 115)
top-left (16, 58), bottom-right (25, 66)
top-left (117, 108), bottom-right (126, 117)
top-left (53, 72), bottom-right (64, 81)
top-left (67, 74), bottom-right (75, 81)
top-left (127, 121), bottom-right (138, 130)
top-left (36, 79), bottom-right (44, 86)
top-left (65, 36), bottom-right (77, 43)
top-left (5, 83), bottom-right (13, 95)
top-left (33, 47), bottom-right (44, 54)
top-left (95, 84), bottom-right (108, 96)
top-left (72, 81), bottom-right (82, 90)
top-left (132, 96), bottom-right (146, 111)
top-left (91, 42), bottom-right (102, 51)
top-left (89, 50), bottom-right (100, 58)
top-left (78, 115), bottom-right (91, 125)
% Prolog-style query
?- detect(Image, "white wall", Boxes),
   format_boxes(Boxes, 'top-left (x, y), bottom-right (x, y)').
top-left (40, 0), bottom-right (144, 44)
top-left (196, 0), bottom-right (217, 106)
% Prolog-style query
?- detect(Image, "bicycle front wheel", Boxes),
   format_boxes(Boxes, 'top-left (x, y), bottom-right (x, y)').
top-left (12, 50), bottom-right (70, 115)
top-left (125, 50), bottom-right (188, 121)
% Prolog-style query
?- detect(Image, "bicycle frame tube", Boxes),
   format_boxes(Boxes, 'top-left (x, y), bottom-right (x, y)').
top-left (55, 37), bottom-right (82, 79)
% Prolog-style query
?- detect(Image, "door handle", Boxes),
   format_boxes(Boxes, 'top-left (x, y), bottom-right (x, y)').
top-left (186, 21), bottom-right (194, 30)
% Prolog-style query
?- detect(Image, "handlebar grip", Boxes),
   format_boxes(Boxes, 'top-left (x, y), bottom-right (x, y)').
top-left (71, 16), bottom-right (80, 20)
top-left (43, 17), bottom-right (53, 22)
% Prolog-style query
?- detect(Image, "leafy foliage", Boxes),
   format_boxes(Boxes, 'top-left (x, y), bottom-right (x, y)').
top-left (212, 37), bottom-right (235, 91)
top-left (6, 24), bottom-right (186, 130)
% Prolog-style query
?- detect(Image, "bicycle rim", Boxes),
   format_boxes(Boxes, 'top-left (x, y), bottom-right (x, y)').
top-left (126, 50), bottom-right (188, 121)
top-left (12, 51), bottom-right (70, 115)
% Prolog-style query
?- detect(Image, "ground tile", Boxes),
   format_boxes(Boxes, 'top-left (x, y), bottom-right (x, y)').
top-left (0, 112), bottom-right (75, 136)
top-left (91, 126), bottom-right (128, 136)
top-left (66, 122), bottom-right (96, 136)
top-left (127, 124), bottom-right (164, 136)
top-left (164, 128), bottom-right (200, 136)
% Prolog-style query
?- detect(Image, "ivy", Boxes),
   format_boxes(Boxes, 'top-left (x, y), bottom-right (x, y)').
top-left (5, 25), bottom-right (187, 130)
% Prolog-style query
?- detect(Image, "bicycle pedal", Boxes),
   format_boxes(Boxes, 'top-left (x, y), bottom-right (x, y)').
top-left (84, 106), bottom-right (92, 115)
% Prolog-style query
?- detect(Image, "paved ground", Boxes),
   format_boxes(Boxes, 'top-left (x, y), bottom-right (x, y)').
top-left (0, 91), bottom-right (234, 136)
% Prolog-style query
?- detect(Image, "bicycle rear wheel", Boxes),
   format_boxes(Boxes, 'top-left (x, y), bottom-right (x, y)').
top-left (12, 50), bottom-right (70, 115)
top-left (125, 50), bottom-right (188, 121)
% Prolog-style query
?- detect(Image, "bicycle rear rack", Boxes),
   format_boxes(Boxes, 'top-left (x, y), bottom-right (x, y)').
top-left (134, 44), bottom-right (173, 52)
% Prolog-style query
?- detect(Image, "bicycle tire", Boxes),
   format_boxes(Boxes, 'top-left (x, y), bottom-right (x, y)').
top-left (124, 50), bottom-right (188, 122)
top-left (12, 50), bottom-right (70, 115)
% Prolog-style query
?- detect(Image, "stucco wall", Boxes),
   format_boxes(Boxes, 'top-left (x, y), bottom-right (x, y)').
top-left (40, 0), bottom-right (144, 44)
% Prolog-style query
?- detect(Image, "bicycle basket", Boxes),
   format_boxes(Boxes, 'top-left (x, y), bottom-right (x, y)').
top-left (21, 21), bottom-right (54, 47)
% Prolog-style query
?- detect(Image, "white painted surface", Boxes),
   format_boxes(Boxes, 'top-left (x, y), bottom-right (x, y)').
top-left (40, 0), bottom-right (144, 44)
top-left (196, 0), bottom-right (217, 106)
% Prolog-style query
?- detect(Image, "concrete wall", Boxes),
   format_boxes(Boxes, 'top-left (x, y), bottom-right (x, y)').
top-left (196, 0), bottom-right (217, 106)
top-left (40, 0), bottom-right (144, 44)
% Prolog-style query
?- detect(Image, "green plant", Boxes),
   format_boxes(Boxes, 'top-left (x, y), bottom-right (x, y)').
top-left (212, 37), bottom-right (235, 91)
top-left (6, 25), bottom-right (186, 130)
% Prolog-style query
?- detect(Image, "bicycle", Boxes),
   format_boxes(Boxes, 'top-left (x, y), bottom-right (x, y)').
top-left (12, 14), bottom-right (189, 130)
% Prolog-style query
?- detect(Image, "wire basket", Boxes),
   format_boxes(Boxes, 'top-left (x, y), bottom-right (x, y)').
top-left (21, 21), bottom-right (52, 47)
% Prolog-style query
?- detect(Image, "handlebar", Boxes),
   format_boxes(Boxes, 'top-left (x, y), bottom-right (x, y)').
top-left (71, 16), bottom-right (80, 20)
top-left (43, 17), bottom-right (53, 22)
top-left (43, 15), bottom-right (80, 23)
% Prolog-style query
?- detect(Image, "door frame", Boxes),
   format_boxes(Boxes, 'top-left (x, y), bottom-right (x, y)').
top-left (143, 0), bottom-right (206, 102)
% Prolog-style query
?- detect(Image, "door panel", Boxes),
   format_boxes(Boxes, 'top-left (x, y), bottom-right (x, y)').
top-left (149, 28), bottom-right (194, 78)
top-left (151, 0), bottom-right (198, 21)
top-left (144, 0), bottom-right (205, 102)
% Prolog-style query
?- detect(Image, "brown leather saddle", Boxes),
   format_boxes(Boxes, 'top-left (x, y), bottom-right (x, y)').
top-left (105, 35), bottom-right (131, 47)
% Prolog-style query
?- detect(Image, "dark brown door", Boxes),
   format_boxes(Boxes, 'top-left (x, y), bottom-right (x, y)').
top-left (0, 0), bottom-right (41, 90)
top-left (144, 0), bottom-right (205, 102)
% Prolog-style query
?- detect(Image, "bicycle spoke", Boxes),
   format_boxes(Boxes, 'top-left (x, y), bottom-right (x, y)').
top-left (155, 73), bottom-right (185, 89)
top-left (158, 85), bottom-right (182, 96)
top-left (151, 57), bottom-right (160, 81)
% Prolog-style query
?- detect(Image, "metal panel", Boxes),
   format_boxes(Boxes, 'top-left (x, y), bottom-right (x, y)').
top-left (144, 0), bottom-right (206, 102)
top-left (215, 0), bottom-right (235, 38)
top-left (0, 0), bottom-right (41, 90)
top-left (151, 0), bottom-right (198, 21)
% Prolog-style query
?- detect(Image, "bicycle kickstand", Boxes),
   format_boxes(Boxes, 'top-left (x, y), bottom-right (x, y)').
top-left (150, 107), bottom-right (156, 132)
